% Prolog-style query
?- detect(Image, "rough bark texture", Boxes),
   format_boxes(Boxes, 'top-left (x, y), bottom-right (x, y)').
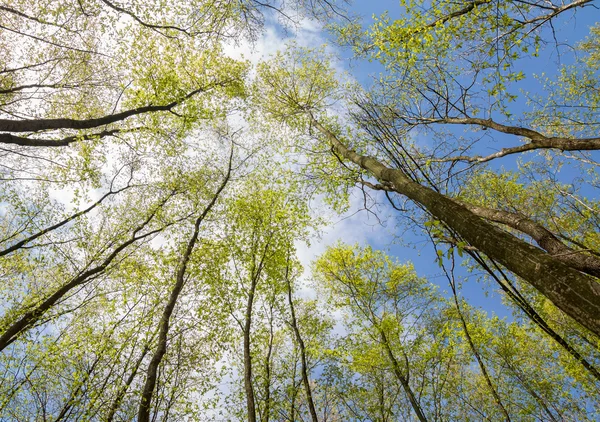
top-left (455, 200), bottom-right (600, 278)
top-left (310, 115), bottom-right (600, 337)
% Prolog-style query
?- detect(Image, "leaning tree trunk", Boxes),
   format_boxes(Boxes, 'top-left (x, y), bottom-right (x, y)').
top-left (310, 115), bottom-right (600, 338)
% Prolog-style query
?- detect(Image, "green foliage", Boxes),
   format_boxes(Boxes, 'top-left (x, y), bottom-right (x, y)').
top-left (313, 244), bottom-right (599, 421)
top-left (2, 0), bottom-right (600, 420)
top-left (255, 46), bottom-right (341, 129)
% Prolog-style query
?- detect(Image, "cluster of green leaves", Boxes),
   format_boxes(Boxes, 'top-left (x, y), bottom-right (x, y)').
top-left (311, 244), bottom-right (599, 421)
top-left (528, 24), bottom-right (600, 138)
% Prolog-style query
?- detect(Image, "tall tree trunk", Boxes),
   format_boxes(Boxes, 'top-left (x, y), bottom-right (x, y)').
top-left (244, 275), bottom-right (259, 422)
top-left (285, 262), bottom-right (319, 422)
top-left (137, 150), bottom-right (233, 422)
top-left (289, 359), bottom-right (298, 422)
top-left (106, 346), bottom-right (149, 422)
top-left (262, 301), bottom-right (275, 422)
top-left (467, 251), bottom-right (600, 382)
top-left (242, 229), bottom-right (272, 422)
top-left (443, 258), bottom-right (511, 421)
top-left (378, 329), bottom-right (429, 422)
top-left (309, 115), bottom-right (600, 338)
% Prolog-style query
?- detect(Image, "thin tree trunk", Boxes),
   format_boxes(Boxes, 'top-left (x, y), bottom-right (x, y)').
top-left (242, 217), bottom-right (274, 422)
top-left (378, 329), bottom-right (429, 422)
top-left (106, 346), bottom-right (149, 422)
top-left (289, 359), bottom-right (298, 422)
top-left (502, 357), bottom-right (560, 422)
top-left (285, 260), bottom-right (319, 422)
top-left (137, 149), bottom-right (233, 422)
top-left (262, 301), bottom-right (275, 422)
top-left (377, 378), bottom-right (387, 422)
top-left (310, 115), bottom-right (600, 337)
top-left (244, 275), bottom-right (259, 422)
top-left (443, 257), bottom-right (511, 421)
top-left (53, 355), bottom-right (102, 422)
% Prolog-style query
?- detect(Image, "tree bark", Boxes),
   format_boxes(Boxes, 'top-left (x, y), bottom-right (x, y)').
top-left (262, 302), bottom-right (275, 422)
top-left (0, 129), bottom-right (123, 147)
top-left (137, 150), bottom-right (233, 422)
top-left (0, 84), bottom-right (222, 133)
top-left (455, 200), bottom-right (600, 278)
top-left (309, 114), bottom-right (600, 338)
top-left (243, 236), bottom-right (272, 422)
top-left (425, 116), bottom-right (600, 161)
top-left (285, 263), bottom-right (319, 422)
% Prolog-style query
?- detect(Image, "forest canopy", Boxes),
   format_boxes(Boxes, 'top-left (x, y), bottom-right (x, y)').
top-left (0, 0), bottom-right (599, 420)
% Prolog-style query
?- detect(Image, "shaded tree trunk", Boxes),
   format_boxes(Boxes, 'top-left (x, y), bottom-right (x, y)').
top-left (455, 200), bottom-right (600, 278)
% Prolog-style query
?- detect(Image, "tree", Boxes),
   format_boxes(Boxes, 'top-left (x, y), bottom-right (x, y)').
top-left (315, 244), bottom-right (439, 421)
top-left (136, 145), bottom-right (234, 422)
top-left (199, 184), bottom-right (314, 421)
top-left (284, 252), bottom-right (320, 422)
top-left (0, 1), bottom-right (346, 418)
top-left (255, 1), bottom-right (600, 337)
top-left (3, 0), bottom-right (600, 420)
top-left (314, 244), bottom-right (599, 421)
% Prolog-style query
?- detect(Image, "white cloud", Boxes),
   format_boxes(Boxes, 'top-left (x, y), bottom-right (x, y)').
top-left (295, 189), bottom-right (393, 299)
top-left (222, 14), bottom-right (333, 65)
